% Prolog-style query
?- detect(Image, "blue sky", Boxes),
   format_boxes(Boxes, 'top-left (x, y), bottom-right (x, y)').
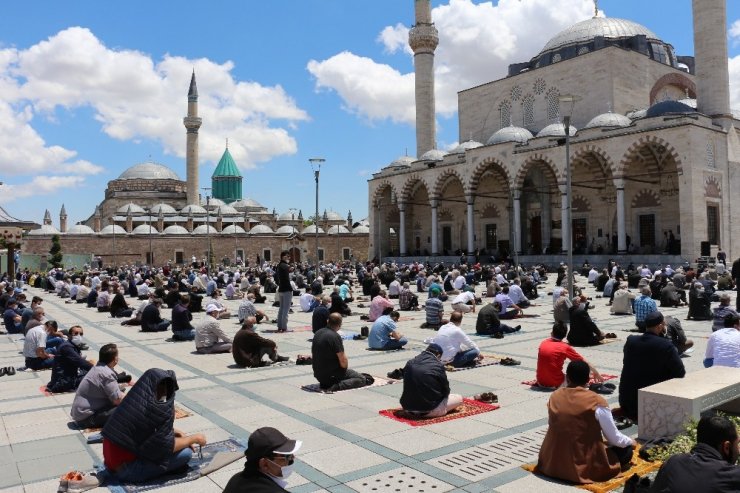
top-left (0, 0), bottom-right (738, 226)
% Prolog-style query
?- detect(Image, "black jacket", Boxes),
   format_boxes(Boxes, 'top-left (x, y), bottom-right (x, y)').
top-left (141, 303), bottom-right (164, 331)
top-left (223, 468), bottom-right (288, 493)
top-left (311, 305), bottom-right (329, 334)
top-left (567, 303), bottom-right (601, 346)
top-left (47, 340), bottom-right (92, 393)
top-left (400, 351), bottom-right (449, 412)
top-left (618, 332), bottom-right (685, 419)
top-left (277, 260), bottom-right (291, 293)
top-left (651, 443), bottom-right (740, 492)
top-left (171, 303), bottom-right (194, 332)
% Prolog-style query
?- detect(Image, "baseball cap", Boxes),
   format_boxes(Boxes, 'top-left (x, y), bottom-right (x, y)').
top-left (425, 343), bottom-right (444, 357)
top-left (246, 427), bottom-right (302, 462)
top-left (205, 303), bottom-right (222, 314)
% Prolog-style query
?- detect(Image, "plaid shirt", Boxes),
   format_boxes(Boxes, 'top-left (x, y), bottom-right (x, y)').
top-left (399, 288), bottom-right (417, 310)
top-left (633, 295), bottom-right (657, 322)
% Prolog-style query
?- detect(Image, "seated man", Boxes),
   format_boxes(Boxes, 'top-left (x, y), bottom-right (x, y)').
top-left (71, 343), bottom-right (124, 429)
top-left (311, 313), bottom-right (368, 391)
top-left (311, 295), bottom-right (331, 334)
top-left (46, 325), bottom-right (94, 393)
top-left (400, 344), bottom-right (463, 418)
top-left (338, 281), bottom-right (354, 303)
top-left (536, 322), bottom-right (602, 388)
top-left (232, 316), bottom-right (289, 368)
top-left (23, 320), bottom-right (64, 370)
top-left (247, 283), bottom-right (267, 303)
top-left (368, 311), bottom-right (408, 350)
top-left (618, 311), bottom-right (685, 420)
top-left (665, 315), bottom-right (694, 355)
top-left (423, 289), bottom-right (447, 329)
top-left (567, 295), bottom-right (605, 347)
top-left (494, 285), bottom-right (522, 319)
top-left (475, 301), bottom-right (520, 337)
top-left (101, 369), bottom-right (206, 484)
top-left (633, 286), bottom-right (657, 332)
top-left (299, 291), bottom-right (320, 313)
top-left (509, 278), bottom-right (531, 308)
top-left (660, 281), bottom-right (684, 308)
top-left (3, 299), bottom-right (23, 333)
top-left (398, 282), bottom-right (419, 311)
top-left (450, 289), bottom-right (476, 314)
top-left (429, 311), bottom-right (481, 368)
top-left (687, 282), bottom-right (712, 321)
top-left (329, 289), bottom-right (352, 317)
top-left (195, 304), bottom-right (233, 354)
top-left (704, 313), bottom-right (740, 368)
top-left (610, 284), bottom-right (635, 315)
top-left (712, 293), bottom-right (738, 332)
top-left (651, 415), bottom-right (740, 492)
top-left (141, 298), bottom-right (170, 332)
top-left (223, 427), bottom-right (302, 493)
top-left (368, 290), bottom-right (394, 322)
top-left (170, 295), bottom-right (195, 341)
top-left (537, 361), bottom-right (635, 484)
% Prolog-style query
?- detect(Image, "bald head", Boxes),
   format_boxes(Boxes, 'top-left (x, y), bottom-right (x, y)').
top-left (327, 313), bottom-right (343, 331)
top-left (241, 316), bottom-right (257, 330)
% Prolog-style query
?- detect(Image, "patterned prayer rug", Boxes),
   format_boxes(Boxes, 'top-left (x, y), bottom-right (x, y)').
top-left (379, 398), bottom-right (499, 426)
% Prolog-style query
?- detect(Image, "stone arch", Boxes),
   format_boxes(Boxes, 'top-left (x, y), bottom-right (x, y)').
top-left (705, 175), bottom-right (721, 199)
top-left (432, 169), bottom-right (466, 199)
top-left (468, 158), bottom-right (511, 195)
top-left (439, 208), bottom-right (454, 221)
top-left (572, 145), bottom-right (615, 180)
top-left (514, 153), bottom-right (561, 190)
top-left (631, 189), bottom-right (661, 208)
top-left (650, 73), bottom-right (696, 105)
top-left (480, 203), bottom-right (501, 218)
top-left (572, 194), bottom-right (591, 213)
top-left (616, 135), bottom-right (683, 177)
top-left (400, 174), bottom-right (431, 204)
top-left (371, 180), bottom-right (399, 206)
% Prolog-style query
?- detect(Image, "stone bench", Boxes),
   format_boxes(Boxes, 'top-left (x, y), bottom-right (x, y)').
top-left (638, 366), bottom-right (740, 440)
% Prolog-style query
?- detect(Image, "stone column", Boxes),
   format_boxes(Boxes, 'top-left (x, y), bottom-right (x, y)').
top-left (430, 198), bottom-right (439, 255)
top-left (542, 192), bottom-right (552, 252)
top-left (513, 189), bottom-right (522, 254)
top-left (466, 195), bottom-right (475, 256)
top-left (615, 178), bottom-right (627, 253)
top-left (376, 203), bottom-right (384, 259)
top-left (692, 0), bottom-right (731, 124)
top-left (560, 184), bottom-right (569, 254)
top-left (398, 202), bottom-right (407, 256)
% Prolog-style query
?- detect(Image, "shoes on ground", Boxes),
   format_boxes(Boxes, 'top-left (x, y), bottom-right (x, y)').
top-left (275, 355), bottom-right (290, 362)
top-left (58, 471), bottom-right (100, 493)
top-left (474, 392), bottom-right (498, 403)
top-left (604, 333), bottom-right (617, 339)
top-left (491, 332), bottom-right (504, 339)
top-left (296, 355), bottom-right (313, 365)
top-left (514, 325), bottom-right (522, 331)
top-left (387, 368), bottom-right (404, 379)
top-left (6, 367), bottom-right (15, 376)
top-left (499, 357), bottom-right (521, 366)
top-left (0, 368), bottom-right (6, 377)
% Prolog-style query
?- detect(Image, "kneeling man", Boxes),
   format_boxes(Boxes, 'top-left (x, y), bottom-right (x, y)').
top-left (400, 344), bottom-right (463, 418)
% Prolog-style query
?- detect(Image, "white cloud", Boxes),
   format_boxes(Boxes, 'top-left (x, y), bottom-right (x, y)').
top-left (729, 54), bottom-right (740, 113)
top-left (730, 19), bottom-right (740, 44)
top-left (4, 26), bottom-right (309, 175)
top-left (0, 176), bottom-right (87, 204)
top-left (308, 0), bottom-right (597, 125)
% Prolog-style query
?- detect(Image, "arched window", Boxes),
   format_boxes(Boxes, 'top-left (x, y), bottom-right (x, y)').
top-left (522, 94), bottom-right (535, 127)
top-left (546, 88), bottom-right (560, 121)
top-left (499, 100), bottom-right (511, 129)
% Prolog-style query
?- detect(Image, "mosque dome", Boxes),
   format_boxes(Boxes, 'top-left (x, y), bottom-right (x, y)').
top-left (131, 224), bottom-right (159, 235)
top-left (419, 149), bottom-right (446, 161)
top-left (276, 225), bottom-right (299, 234)
top-left (192, 224), bottom-right (217, 235)
top-left (99, 225), bottom-right (127, 235)
top-left (231, 198), bottom-right (264, 209)
top-left (541, 17), bottom-right (660, 54)
top-left (117, 203), bottom-right (146, 214)
top-left (278, 209), bottom-right (301, 221)
top-left (327, 225), bottom-right (350, 235)
top-left (149, 203), bottom-right (177, 215)
top-left (450, 140), bottom-right (483, 154)
top-left (678, 98), bottom-right (697, 109)
top-left (163, 225), bottom-right (189, 235)
top-left (487, 126), bottom-right (533, 145)
top-left (302, 225), bottom-right (324, 234)
top-left (201, 197), bottom-right (225, 208)
top-left (217, 205), bottom-right (239, 215)
top-left (537, 122), bottom-right (578, 138)
top-left (249, 224), bottom-right (274, 234)
top-left (118, 162), bottom-right (181, 181)
top-left (324, 210), bottom-right (343, 221)
top-left (584, 112), bottom-right (632, 129)
top-left (385, 156), bottom-right (415, 171)
top-left (646, 100), bottom-right (697, 118)
top-left (626, 108), bottom-right (648, 120)
top-left (66, 224), bottom-right (95, 235)
top-left (180, 204), bottom-right (207, 215)
top-left (221, 225), bottom-right (246, 234)
top-left (353, 225), bottom-right (370, 234)
top-left (28, 224), bottom-right (60, 236)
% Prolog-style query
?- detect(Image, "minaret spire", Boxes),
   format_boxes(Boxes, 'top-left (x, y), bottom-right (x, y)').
top-left (692, 0), bottom-right (731, 125)
top-left (409, 0), bottom-right (439, 158)
top-left (184, 71), bottom-right (202, 204)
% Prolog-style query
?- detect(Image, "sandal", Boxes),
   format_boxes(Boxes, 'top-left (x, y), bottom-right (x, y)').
top-left (477, 392), bottom-right (498, 403)
top-left (499, 357), bottom-right (521, 366)
top-left (614, 416), bottom-right (634, 430)
top-left (604, 333), bottom-right (617, 339)
top-left (589, 383), bottom-right (614, 395)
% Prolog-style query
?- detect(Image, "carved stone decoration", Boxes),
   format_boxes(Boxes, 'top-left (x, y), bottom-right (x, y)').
top-left (572, 195), bottom-right (591, 213)
top-left (480, 204), bottom-right (500, 219)
top-left (705, 175), bottom-right (721, 199)
top-left (510, 85), bottom-right (522, 102)
top-left (707, 141), bottom-right (716, 169)
top-left (533, 78), bottom-right (546, 95)
top-left (631, 189), bottom-right (661, 208)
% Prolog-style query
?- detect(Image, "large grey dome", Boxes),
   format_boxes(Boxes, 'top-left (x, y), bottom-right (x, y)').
top-left (385, 155), bottom-right (415, 171)
top-left (66, 224), bottom-right (95, 235)
top-left (537, 122), bottom-right (578, 138)
top-left (541, 17), bottom-right (660, 54)
top-left (450, 140), bottom-right (483, 154)
top-left (585, 112), bottom-right (632, 129)
top-left (118, 162), bottom-right (181, 181)
top-left (487, 126), bottom-right (533, 145)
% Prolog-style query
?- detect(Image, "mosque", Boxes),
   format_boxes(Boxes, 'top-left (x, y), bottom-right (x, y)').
top-left (22, 73), bottom-right (370, 268)
top-left (368, 0), bottom-right (739, 265)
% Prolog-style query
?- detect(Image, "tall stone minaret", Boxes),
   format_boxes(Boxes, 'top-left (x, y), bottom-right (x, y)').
top-left (692, 0), bottom-right (731, 124)
top-left (59, 204), bottom-right (67, 233)
top-left (409, 0), bottom-right (438, 158)
top-left (183, 70), bottom-right (202, 205)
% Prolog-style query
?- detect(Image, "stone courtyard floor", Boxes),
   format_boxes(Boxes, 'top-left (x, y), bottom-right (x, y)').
top-left (0, 275), bottom-right (716, 492)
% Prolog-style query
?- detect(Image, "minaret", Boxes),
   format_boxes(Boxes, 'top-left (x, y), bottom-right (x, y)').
top-left (409, 0), bottom-right (439, 158)
top-left (183, 71), bottom-right (202, 205)
top-left (43, 209), bottom-right (52, 226)
top-left (59, 204), bottom-right (67, 233)
top-left (692, 0), bottom-right (731, 124)
top-left (93, 206), bottom-right (102, 233)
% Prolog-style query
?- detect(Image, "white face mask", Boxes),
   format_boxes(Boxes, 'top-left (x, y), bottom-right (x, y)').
top-left (267, 459), bottom-right (294, 479)
top-left (71, 335), bottom-right (83, 344)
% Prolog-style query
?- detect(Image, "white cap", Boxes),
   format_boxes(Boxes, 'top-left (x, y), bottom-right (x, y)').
top-left (205, 303), bottom-right (222, 314)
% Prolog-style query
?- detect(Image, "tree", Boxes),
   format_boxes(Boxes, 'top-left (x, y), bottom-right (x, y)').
top-left (49, 234), bottom-right (63, 268)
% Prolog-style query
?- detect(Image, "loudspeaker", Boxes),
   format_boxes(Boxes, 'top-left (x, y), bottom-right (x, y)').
top-left (700, 241), bottom-right (711, 257)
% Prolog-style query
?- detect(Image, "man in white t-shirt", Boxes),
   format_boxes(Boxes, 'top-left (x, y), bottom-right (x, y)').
top-left (704, 313), bottom-right (740, 368)
top-left (509, 278), bottom-right (530, 308)
top-left (453, 272), bottom-right (467, 292)
top-left (429, 312), bottom-right (480, 368)
top-left (451, 290), bottom-right (476, 313)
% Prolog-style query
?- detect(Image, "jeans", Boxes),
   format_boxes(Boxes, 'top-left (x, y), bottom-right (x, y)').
top-left (172, 330), bottom-right (194, 341)
top-left (452, 348), bottom-right (480, 368)
top-left (277, 291), bottom-right (292, 330)
top-left (112, 447), bottom-right (193, 483)
top-left (46, 336), bottom-right (64, 351)
top-left (25, 356), bottom-right (54, 370)
top-left (196, 342), bottom-right (232, 354)
top-left (381, 338), bottom-right (408, 350)
top-left (499, 309), bottom-right (519, 320)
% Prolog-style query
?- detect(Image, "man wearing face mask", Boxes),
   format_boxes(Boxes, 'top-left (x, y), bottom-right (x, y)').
top-left (46, 325), bottom-right (94, 393)
top-left (651, 415), bottom-right (740, 492)
top-left (223, 427), bottom-right (302, 493)
top-left (618, 311), bottom-right (685, 420)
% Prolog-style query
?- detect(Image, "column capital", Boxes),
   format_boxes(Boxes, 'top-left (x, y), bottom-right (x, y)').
top-left (429, 198), bottom-right (439, 208)
top-left (613, 176), bottom-right (625, 190)
top-left (397, 201), bottom-right (406, 212)
top-left (512, 188), bottom-right (522, 200)
top-left (465, 194), bottom-right (475, 206)
top-left (558, 183), bottom-right (567, 194)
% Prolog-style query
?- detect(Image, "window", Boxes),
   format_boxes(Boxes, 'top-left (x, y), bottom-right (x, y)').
top-left (318, 248), bottom-right (325, 262)
top-left (174, 251), bottom-right (184, 265)
top-left (342, 248), bottom-right (351, 260)
top-left (707, 205), bottom-right (720, 245)
top-left (499, 100), bottom-right (511, 129)
top-left (236, 249), bottom-right (245, 262)
top-left (485, 224), bottom-right (497, 250)
top-left (262, 249), bottom-right (271, 262)
top-left (639, 214), bottom-right (656, 247)
top-left (522, 95), bottom-right (534, 127)
top-left (546, 88), bottom-right (560, 121)
top-left (145, 252), bottom-right (153, 265)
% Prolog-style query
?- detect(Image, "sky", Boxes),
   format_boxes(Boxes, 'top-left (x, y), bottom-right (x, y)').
top-left (1, 0), bottom-right (739, 227)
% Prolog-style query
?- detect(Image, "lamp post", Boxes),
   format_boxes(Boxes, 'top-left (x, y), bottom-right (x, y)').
top-left (148, 217), bottom-right (153, 267)
top-left (309, 158), bottom-right (325, 266)
top-left (202, 187), bottom-right (212, 272)
top-left (559, 94), bottom-right (581, 298)
top-left (110, 217), bottom-right (117, 269)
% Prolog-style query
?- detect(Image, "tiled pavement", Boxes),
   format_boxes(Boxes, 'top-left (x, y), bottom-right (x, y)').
top-left (0, 276), bottom-right (716, 492)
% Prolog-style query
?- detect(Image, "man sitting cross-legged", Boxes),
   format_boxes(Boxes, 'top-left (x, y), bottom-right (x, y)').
top-left (46, 325), bottom-right (93, 393)
top-left (536, 322), bottom-right (603, 388)
top-left (71, 343), bottom-right (125, 429)
top-left (170, 294), bottom-right (195, 341)
top-left (311, 313), bottom-right (369, 392)
top-left (195, 304), bottom-right (233, 354)
top-left (23, 319), bottom-right (64, 370)
top-left (232, 316), bottom-right (290, 368)
top-left (400, 343), bottom-right (463, 418)
top-left (429, 311), bottom-right (481, 368)
top-left (537, 360), bottom-right (635, 484)
top-left (368, 311), bottom-right (408, 350)
top-left (475, 301), bottom-right (520, 337)
top-left (238, 293), bottom-right (269, 324)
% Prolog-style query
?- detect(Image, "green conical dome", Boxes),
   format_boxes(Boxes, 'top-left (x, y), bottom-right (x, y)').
top-left (212, 148), bottom-right (242, 178)
top-left (212, 146), bottom-right (243, 203)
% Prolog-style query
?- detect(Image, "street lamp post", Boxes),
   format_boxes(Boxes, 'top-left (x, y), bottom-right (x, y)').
top-left (559, 94), bottom-right (581, 298)
top-left (148, 217), bottom-right (153, 267)
top-left (309, 158), bottom-right (325, 266)
top-left (110, 217), bottom-right (117, 269)
top-left (202, 187), bottom-right (212, 272)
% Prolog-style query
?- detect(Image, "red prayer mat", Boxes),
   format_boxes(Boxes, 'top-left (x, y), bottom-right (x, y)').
top-left (379, 398), bottom-right (499, 426)
top-left (521, 374), bottom-right (618, 388)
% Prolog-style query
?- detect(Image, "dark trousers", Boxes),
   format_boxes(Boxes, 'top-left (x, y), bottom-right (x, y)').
top-left (610, 444), bottom-right (635, 469)
top-left (75, 406), bottom-right (116, 429)
top-left (320, 369), bottom-right (367, 392)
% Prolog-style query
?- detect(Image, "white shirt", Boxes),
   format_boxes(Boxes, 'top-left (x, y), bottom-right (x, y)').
top-left (299, 292), bottom-right (315, 312)
top-left (431, 322), bottom-right (479, 363)
top-left (453, 275), bottom-right (466, 290)
top-left (552, 286), bottom-right (565, 305)
top-left (388, 280), bottom-right (401, 296)
top-left (587, 269), bottom-right (599, 283)
top-left (496, 274), bottom-right (506, 285)
top-left (595, 406), bottom-right (633, 448)
top-left (452, 291), bottom-right (475, 305)
top-left (706, 328), bottom-right (740, 368)
top-left (23, 326), bottom-right (47, 358)
top-left (508, 284), bottom-right (527, 304)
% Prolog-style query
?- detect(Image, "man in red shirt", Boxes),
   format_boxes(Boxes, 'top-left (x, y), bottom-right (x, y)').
top-left (536, 322), bottom-right (603, 388)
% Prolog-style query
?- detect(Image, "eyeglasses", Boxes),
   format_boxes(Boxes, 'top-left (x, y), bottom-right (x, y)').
top-left (271, 454), bottom-right (295, 465)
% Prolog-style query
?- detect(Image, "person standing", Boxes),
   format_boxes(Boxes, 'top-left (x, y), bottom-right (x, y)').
top-left (276, 251), bottom-right (292, 333)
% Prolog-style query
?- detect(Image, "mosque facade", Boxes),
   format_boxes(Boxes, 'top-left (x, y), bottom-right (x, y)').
top-left (368, 0), bottom-right (739, 263)
top-left (22, 74), bottom-right (370, 267)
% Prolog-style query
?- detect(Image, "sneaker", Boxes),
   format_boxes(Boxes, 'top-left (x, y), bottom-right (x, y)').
top-left (5, 366), bottom-right (15, 376)
top-left (386, 368), bottom-right (404, 380)
top-left (0, 368), bottom-right (6, 377)
top-left (275, 355), bottom-right (290, 362)
top-left (491, 332), bottom-right (504, 339)
top-left (67, 472), bottom-right (100, 493)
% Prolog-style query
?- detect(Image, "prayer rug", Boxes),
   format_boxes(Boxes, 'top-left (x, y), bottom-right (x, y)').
top-left (262, 325), bottom-right (312, 333)
top-left (106, 438), bottom-right (246, 492)
top-left (520, 445), bottom-right (661, 493)
top-left (598, 338), bottom-right (621, 345)
top-left (444, 354), bottom-right (502, 372)
top-left (521, 374), bottom-right (618, 388)
top-left (301, 376), bottom-right (396, 394)
top-left (378, 398), bottom-right (499, 426)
